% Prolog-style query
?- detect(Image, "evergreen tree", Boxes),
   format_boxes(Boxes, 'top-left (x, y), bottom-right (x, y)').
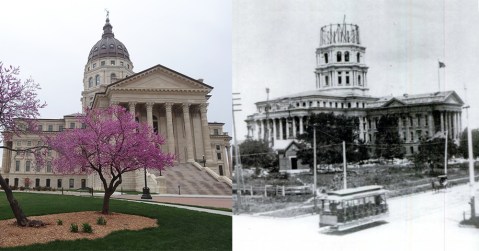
top-left (296, 113), bottom-right (368, 168)
top-left (375, 115), bottom-right (405, 160)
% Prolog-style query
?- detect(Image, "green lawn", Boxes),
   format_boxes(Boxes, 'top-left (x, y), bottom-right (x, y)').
top-left (0, 192), bottom-right (232, 250)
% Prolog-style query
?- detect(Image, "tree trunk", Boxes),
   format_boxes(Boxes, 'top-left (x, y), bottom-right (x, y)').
top-left (102, 190), bottom-right (113, 214)
top-left (0, 174), bottom-right (29, 226)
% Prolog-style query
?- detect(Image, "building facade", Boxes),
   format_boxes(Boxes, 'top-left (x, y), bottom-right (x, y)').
top-left (246, 23), bottom-right (463, 170)
top-left (1, 17), bottom-right (232, 194)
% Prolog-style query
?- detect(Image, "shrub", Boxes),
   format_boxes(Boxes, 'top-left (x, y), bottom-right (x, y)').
top-left (96, 216), bottom-right (107, 225)
top-left (57, 219), bottom-right (63, 225)
top-left (70, 223), bottom-right (78, 233)
top-left (82, 223), bottom-right (93, 233)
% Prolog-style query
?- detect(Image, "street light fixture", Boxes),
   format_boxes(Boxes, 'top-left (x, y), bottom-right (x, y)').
top-left (141, 166), bottom-right (152, 199)
top-left (202, 154), bottom-right (206, 167)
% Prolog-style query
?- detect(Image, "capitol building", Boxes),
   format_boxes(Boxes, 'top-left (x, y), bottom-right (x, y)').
top-left (1, 17), bottom-right (232, 195)
top-left (245, 23), bottom-right (464, 171)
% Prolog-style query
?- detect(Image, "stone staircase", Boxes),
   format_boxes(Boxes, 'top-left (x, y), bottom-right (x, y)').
top-left (151, 163), bottom-right (231, 195)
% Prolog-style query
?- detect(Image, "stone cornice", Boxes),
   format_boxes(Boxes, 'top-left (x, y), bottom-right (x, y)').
top-left (108, 88), bottom-right (210, 94)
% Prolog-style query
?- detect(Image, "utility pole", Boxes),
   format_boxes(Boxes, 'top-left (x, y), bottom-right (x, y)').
top-left (313, 124), bottom-right (317, 212)
top-left (463, 104), bottom-right (476, 219)
top-left (343, 141), bottom-right (347, 189)
top-left (444, 131), bottom-right (448, 176)
top-left (233, 92), bottom-right (243, 213)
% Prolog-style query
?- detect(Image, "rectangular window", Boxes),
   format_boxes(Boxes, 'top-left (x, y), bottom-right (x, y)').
top-left (101, 61), bottom-right (105, 66)
top-left (17, 141), bottom-right (21, 146)
top-left (38, 125), bottom-right (43, 131)
top-left (27, 141), bottom-right (32, 146)
top-left (70, 122), bottom-right (75, 129)
top-left (213, 129), bottom-right (219, 135)
top-left (48, 125), bottom-right (53, 131)
top-left (25, 161), bottom-right (31, 172)
top-left (57, 179), bottom-right (62, 188)
top-left (217, 152), bottom-right (222, 160)
top-left (216, 145), bottom-right (221, 151)
top-left (14, 178), bottom-right (19, 187)
top-left (46, 179), bottom-right (51, 188)
top-left (111, 60), bottom-right (116, 65)
top-left (93, 63), bottom-right (96, 68)
top-left (59, 125), bottom-right (64, 131)
top-left (120, 61), bottom-right (124, 66)
top-left (69, 179), bottom-right (74, 189)
top-left (15, 161), bottom-right (20, 172)
top-left (35, 163), bottom-right (40, 172)
top-left (35, 178), bottom-right (40, 187)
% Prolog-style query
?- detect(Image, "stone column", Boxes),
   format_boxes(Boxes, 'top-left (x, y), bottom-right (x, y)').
top-left (279, 118), bottom-right (283, 140)
top-left (182, 103), bottom-right (195, 162)
top-left (286, 119), bottom-right (290, 139)
top-left (128, 102), bottom-right (136, 117)
top-left (292, 117), bottom-right (297, 138)
top-left (455, 112), bottom-right (459, 139)
top-left (2, 141), bottom-right (10, 173)
top-left (440, 111), bottom-right (445, 132)
top-left (428, 113), bottom-right (434, 137)
top-left (396, 116), bottom-right (401, 141)
top-left (405, 116), bottom-right (411, 142)
top-left (447, 112), bottom-right (452, 137)
top-left (260, 120), bottom-right (265, 140)
top-left (200, 103), bottom-right (214, 164)
top-left (165, 103), bottom-right (175, 155)
top-left (226, 145), bottom-right (232, 177)
top-left (299, 116), bottom-right (304, 135)
top-left (146, 102), bottom-right (154, 128)
top-left (272, 118), bottom-right (277, 140)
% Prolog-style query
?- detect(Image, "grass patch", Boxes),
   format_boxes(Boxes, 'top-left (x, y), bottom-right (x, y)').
top-left (118, 198), bottom-right (232, 212)
top-left (0, 192), bottom-right (231, 250)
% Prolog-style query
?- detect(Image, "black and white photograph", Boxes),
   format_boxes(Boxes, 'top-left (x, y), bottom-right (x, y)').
top-left (233, 0), bottom-right (479, 250)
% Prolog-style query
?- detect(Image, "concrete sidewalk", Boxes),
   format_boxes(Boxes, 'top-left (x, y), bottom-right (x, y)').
top-left (111, 194), bottom-right (232, 210)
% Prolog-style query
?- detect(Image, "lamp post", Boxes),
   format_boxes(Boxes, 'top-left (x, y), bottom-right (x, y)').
top-left (202, 154), bottom-right (206, 167)
top-left (463, 104), bottom-right (476, 219)
top-left (313, 123), bottom-right (318, 212)
top-left (141, 166), bottom-right (152, 199)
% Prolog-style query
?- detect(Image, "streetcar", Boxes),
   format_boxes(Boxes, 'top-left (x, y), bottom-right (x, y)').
top-left (319, 185), bottom-right (389, 231)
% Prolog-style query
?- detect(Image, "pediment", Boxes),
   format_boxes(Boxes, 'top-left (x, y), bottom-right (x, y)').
top-left (444, 92), bottom-right (464, 105)
top-left (110, 65), bottom-right (212, 92)
top-left (382, 98), bottom-right (405, 108)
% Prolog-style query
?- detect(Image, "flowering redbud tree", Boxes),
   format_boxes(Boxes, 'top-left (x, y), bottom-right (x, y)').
top-left (47, 105), bottom-right (174, 214)
top-left (0, 62), bottom-right (46, 226)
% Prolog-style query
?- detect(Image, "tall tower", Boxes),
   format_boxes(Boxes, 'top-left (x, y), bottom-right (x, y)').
top-left (81, 17), bottom-right (135, 109)
top-left (314, 22), bottom-right (369, 96)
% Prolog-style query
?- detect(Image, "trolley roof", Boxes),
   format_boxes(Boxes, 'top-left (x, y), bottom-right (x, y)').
top-left (326, 185), bottom-right (388, 201)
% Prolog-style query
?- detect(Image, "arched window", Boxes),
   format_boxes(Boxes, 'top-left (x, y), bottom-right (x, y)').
top-left (324, 53), bottom-right (329, 64)
top-left (325, 75), bottom-right (329, 86)
top-left (358, 75), bottom-right (362, 86)
top-left (153, 116), bottom-right (159, 134)
top-left (357, 52), bottom-right (360, 63)
top-left (95, 75), bottom-right (100, 85)
top-left (337, 51), bottom-right (342, 62)
top-left (110, 73), bottom-right (117, 83)
top-left (345, 51), bottom-right (350, 62)
top-left (88, 77), bottom-right (93, 88)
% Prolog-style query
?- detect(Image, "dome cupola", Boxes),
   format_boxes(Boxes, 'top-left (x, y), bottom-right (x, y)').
top-left (87, 18), bottom-right (130, 62)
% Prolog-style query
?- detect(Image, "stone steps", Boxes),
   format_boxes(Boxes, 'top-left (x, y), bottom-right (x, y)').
top-left (151, 163), bottom-right (231, 195)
